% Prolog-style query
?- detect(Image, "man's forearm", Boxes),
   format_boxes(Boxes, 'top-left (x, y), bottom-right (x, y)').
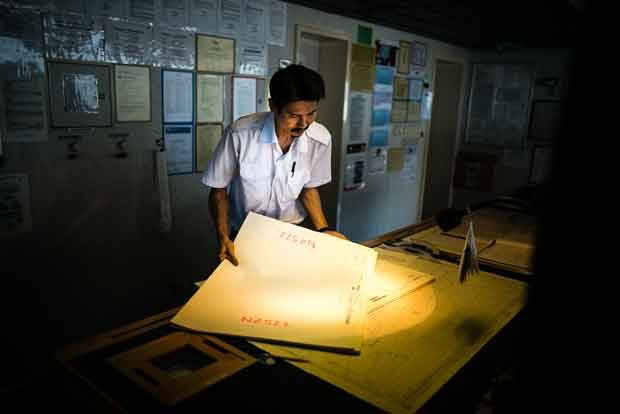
top-left (300, 187), bottom-right (329, 230)
top-left (209, 187), bottom-right (231, 240)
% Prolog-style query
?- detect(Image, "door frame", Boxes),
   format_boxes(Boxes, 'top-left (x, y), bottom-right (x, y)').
top-left (294, 25), bottom-right (352, 230)
top-left (419, 57), bottom-right (466, 220)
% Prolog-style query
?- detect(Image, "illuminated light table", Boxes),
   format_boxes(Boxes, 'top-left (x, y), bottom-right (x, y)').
top-left (56, 225), bottom-right (528, 413)
top-left (253, 246), bottom-right (528, 413)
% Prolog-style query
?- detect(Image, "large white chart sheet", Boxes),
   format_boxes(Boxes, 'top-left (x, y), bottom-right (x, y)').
top-left (172, 212), bottom-right (378, 353)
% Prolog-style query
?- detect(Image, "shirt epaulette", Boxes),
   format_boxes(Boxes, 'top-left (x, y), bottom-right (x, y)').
top-left (305, 122), bottom-right (331, 146)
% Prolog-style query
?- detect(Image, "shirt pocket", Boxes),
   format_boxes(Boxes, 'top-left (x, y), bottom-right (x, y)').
top-left (239, 162), bottom-right (271, 210)
top-left (282, 167), bottom-right (310, 202)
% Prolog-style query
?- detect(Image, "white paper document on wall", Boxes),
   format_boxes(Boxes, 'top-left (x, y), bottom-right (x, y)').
top-left (232, 77), bottom-right (256, 121)
top-left (172, 212), bottom-right (378, 353)
top-left (267, 0), bottom-right (287, 47)
top-left (164, 125), bottom-right (193, 174)
top-left (114, 65), bottom-right (151, 122)
top-left (163, 70), bottom-right (193, 123)
top-left (218, 0), bottom-right (243, 36)
top-left (2, 76), bottom-right (48, 142)
top-left (349, 92), bottom-right (372, 143)
top-left (189, 0), bottom-right (218, 33)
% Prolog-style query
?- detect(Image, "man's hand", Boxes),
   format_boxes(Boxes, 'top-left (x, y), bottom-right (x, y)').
top-left (300, 188), bottom-right (348, 241)
top-left (209, 187), bottom-right (238, 266)
top-left (218, 236), bottom-right (239, 266)
top-left (324, 230), bottom-right (347, 240)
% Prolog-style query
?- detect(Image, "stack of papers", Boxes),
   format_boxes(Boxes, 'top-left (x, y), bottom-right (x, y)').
top-left (366, 258), bottom-right (435, 314)
top-left (172, 212), bottom-right (378, 353)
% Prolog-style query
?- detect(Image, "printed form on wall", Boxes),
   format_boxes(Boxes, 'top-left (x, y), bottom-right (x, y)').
top-left (407, 122), bottom-right (424, 138)
top-left (43, 14), bottom-right (105, 62)
top-left (233, 77), bottom-right (257, 122)
top-left (409, 78), bottom-right (423, 101)
top-left (407, 101), bottom-right (421, 122)
top-left (2, 76), bottom-right (48, 142)
top-left (164, 125), bottom-right (194, 174)
top-left (391, 101), bottom-right (407, 123)
top-left (410, 41), bottom-right (427, 67)
top-left (160, 0), bottom-right (189, 27)
top-left (391, 123), bottom-right (407, 140)
top-left (393, 76), bottom-right (408, 100)
top-left (197, 73), bottom-right (224, 123)
top-left (237, 42), bottom-right (266, 76)
top-left (153, 26), bottom-right (195, 70)
top-left (397, 40), bottom-right (410, 74)
top-left (196, 123), bottom-right (223, 172)
top-left (197, 34), bottom-right (235, 73)
top-left (219, 0), bottom-right (243, 37)
top-left (127, 0), bottom-right (158, 23)
top-left (368, 147), bottom-right (387, 175)
top-left (115, 65), bottom-right (151, 122)
top-left (349, 92), bottom-right (372, 143)
top-left (242, 0), bottom-right (267, 44)
top-left (189, 0), bottom-right (218, 33)
top-left (163, 70), bottom-right (193, 123)
top-left (267, 1), bottom-right (287, 47)
top-left (104, 19), bottom-right (153, 65)
top-left (351, 43), bottom-right (375, 92)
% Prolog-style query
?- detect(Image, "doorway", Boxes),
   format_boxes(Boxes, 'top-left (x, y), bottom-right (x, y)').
top-left (422, 59), bottom-right (464, 219)
top-left (295, 25), bottom-right (351, 230)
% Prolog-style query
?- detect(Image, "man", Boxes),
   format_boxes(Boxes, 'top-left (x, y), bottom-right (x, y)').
top-left (203, 64), bottom-right (345, 266)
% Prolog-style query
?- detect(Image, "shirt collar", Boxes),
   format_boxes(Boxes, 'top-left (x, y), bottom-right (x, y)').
top-left (259, 112), bottom-right (277, 144)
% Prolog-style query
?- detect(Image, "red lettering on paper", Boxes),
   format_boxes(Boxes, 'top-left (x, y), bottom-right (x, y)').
top-left (240, 316), bottom-right (289, 327)
top-left (280, 231), bottom-right (316, 249)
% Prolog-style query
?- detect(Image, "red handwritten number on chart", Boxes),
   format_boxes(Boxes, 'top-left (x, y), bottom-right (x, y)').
top-left (280, 231), bottom-right (316, 248)
top-left (240, 316), bottom-right (289, 327)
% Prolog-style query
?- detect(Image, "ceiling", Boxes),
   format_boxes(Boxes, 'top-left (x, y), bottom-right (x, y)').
top-left (284, 0), bottom-right (585, 49)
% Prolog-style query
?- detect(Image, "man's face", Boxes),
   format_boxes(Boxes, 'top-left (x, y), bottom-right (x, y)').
top-left (272, 100), bottom-right (319, 138)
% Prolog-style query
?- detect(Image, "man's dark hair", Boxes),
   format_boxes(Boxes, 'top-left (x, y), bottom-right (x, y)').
top-left (269, 64), bottom-right (325, 109)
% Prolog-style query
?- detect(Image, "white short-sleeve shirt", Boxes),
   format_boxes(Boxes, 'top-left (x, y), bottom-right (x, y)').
top-left (202, 112), bottom-right (331, 233)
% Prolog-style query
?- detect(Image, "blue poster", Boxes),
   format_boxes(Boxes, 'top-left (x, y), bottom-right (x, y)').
top-left (372, 65), bottom-right (394, 129)
top-left (375, 65), bottom-right (395, 86)
top-left (370, 126), bottom-right (388, 146)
